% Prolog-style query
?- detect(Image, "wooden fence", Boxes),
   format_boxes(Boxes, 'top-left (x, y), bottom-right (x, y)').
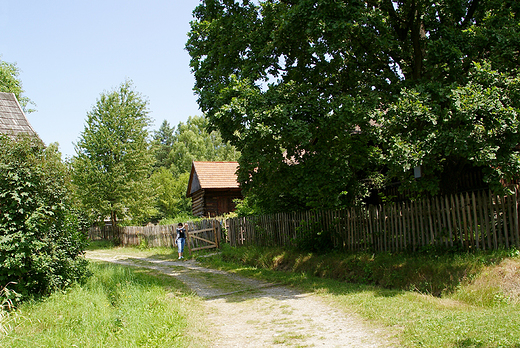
top-left (89, 218), bottom-right (224, 250)
top-left (226, 189), bottom-right (520, 252)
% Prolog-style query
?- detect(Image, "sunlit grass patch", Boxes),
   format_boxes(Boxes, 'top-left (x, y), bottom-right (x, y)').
top-left (0, 283), bottom-right (18, 337)
top-left (197, 245), bottom-right (520, 347)
top-left (0, 262), bottom-right (210, 348)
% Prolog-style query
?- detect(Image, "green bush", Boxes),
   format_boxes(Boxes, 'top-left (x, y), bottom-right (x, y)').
top-left (292, 217), bottom-right (336, 254)
top-left (0, 135), bottom-right (90, 301)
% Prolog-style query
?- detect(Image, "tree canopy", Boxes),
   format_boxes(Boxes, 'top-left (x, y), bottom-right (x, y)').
top-left (166, 115), bottom-right (240, 176)
top-left (187, 0), bottom-right (520, 211)
top-left (0, 58), bottom-right (34, 112)
top-left (72, 81), bottom-right (155, 227)
top-left (150, 115), bottom-right (239, 220)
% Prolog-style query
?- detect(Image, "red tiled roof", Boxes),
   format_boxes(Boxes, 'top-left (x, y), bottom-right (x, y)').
top-left (187, 161), bottom-right (239, 196)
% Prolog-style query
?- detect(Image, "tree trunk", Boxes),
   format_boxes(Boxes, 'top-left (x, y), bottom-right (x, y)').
top-left (111, 210), bottom-right (120, 245)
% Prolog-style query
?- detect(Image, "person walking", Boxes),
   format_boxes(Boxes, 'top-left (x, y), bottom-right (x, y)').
top-left (175, 222), bottom-right (188, 260)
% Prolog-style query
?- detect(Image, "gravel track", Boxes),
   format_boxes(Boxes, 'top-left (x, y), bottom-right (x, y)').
top-left (86, 251), bottom-right (395, 347)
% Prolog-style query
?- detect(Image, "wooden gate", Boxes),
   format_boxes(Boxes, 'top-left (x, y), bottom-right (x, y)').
top-left (187, 221), bottom-right (220, 254)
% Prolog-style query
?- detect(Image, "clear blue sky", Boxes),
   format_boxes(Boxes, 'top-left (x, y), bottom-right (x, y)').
top-left (0, 0), bottom-right (203, 159)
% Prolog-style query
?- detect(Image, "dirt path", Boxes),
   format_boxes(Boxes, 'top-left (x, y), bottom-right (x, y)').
top-left (86, 251), bottom-right (394, 347)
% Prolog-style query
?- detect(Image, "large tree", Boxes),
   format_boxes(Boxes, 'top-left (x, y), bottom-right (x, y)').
top-left (152, 120), bottom-right (176, 169)
top-left (151, 169), bottom-right (191, 219)
top-left (150, 115), bottom-right (239, 220)
top-left (167, 115), bottom-right (240, 176)
top-left (72, 81), bottom-right (155, 228)
top-left (187, 0), bottom-right (520, 210)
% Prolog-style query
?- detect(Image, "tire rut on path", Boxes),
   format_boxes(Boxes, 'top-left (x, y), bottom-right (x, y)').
top-left (86, 251), bottom-right (395, 348)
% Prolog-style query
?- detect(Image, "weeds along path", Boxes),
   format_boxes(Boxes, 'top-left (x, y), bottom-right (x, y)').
top-left (86, 251), bottom-right (393, 348)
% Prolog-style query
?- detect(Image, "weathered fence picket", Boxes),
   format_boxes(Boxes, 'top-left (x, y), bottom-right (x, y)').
top-left (89, 218), bottom-right (225, 250)
top-left (225, 189), bottom-right (520, 252)
top-left (89, 189), bottom-right (520, 253)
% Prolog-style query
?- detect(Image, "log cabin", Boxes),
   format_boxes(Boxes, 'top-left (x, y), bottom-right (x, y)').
top-left (186, 161), bottom-right (243, 217)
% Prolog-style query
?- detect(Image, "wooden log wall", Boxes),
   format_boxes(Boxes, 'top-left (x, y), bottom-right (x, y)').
top-left (226, 189), bottom-right (520, 252)
top-left (191, 191), bottom-right (205, 217)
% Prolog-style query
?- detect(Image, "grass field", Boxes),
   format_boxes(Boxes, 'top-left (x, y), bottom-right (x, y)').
top-left (0, 260), bottom-right (210, 348)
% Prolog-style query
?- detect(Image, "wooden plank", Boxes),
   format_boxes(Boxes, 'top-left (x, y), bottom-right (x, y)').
top-left (445, 195), bottom-right (453, 247)
top-left (476, 191), bottom-right (486, 250)
top-left (410, 200), bottom-right (417, 252)
top-left (190, 235), bottom-right (216, 245)
top-left (397, 202), bottom-right (403, 251)
top-left (418, 199), bottom-right (425, 247)
top-left (454, 193), bottom-right (464, 247)
top-left (461, 194), bottom-right (471, 249)
top-left (507, 193), bottom-right (514, 249)
top-left (405, 201), bottom-right (411, 250)
top-left (386, 204), bottom-right (392, 252)
top-left (494, 194), bottom-right (503, 247)
top-left (383, 205), bottom-right (388, 252)
top-left (472, 191), bottom-right (480, 250)
top-left (186, 226), bottom-right (192, 255)
top-left (481, 191), bottom-right (491, 250)
top-left (501, 194), bottom-right (510, 249)
top-left (374, 206), bottom-right (381, 252)
top-left (392, 203), bottom-right (398, 252)
top-left (435, 196), bottom-right (442, 247)
top-left (191, 245), bottom-right (219, 251)
top-left (440, 196), bottom-right (449, 247)
top-left (438, 197), bottom-right (449, 248)
top-left (508, 192), bottom-right (517, 248)
top-left (213, 221), bottom-right (219, 249)
top-left (190, 228), bottom-right (216, 234)
top-left (346, 208), bottom-right (351, 251)
top-left (490, 193), bottom-right (498, 249)
top-left (342, 208), bottom-right (348, 251)
top-left (427, 198), bottom-right (434, 246)
top-left (367, 206), bottom-right (375, 251)
top-left (433, 196), bottom-right (441, 247)
top-left (515, 187), bottom-right (520, 248)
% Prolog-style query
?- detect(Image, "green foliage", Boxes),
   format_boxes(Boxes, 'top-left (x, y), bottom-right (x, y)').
top-left (151, 169), bottom-right (191, 219)
top-left (187, 0), bottom-right (520, 209)
top-left (72, 80), bottom-right (155, 227)
top-left (0, 135), bottom-right (90, 300)
top-left (0, 58), bottom-right (34, 113)
top-left (150, 115), bottom-right (239, 220)
top-left (152, 120), bottom-right (176, 169)
top-left (379, 62), bottom-right (520, 195)
top-left (293, 217), bottom-right (337, 254)
top-left (232, 195), bottom-right (264, 217)
top-left (160, 115), bottom-right (240, 176)
top-left (210, 244), bottom-right (517, 299)
top-left (0, 262), bottom-right (207, 347)
top-left (158, 213), bottom-right (200, 226)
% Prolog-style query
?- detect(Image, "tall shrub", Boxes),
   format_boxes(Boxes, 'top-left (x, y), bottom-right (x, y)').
top-left (0, 135), bottom-right (90, 300)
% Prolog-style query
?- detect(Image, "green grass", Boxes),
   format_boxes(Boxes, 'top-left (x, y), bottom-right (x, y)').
top-left (0, 262), bottom-right (210, 348)
top-left (197, 244), bottom-right (520, 348)
top-left (4, 243), bottom-right (520, 348)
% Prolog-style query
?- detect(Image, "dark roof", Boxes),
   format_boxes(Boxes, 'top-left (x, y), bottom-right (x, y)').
top-left (0, 92), bottom-right (37, 138)
top-left (186, 161), bottom-right (240, 197)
